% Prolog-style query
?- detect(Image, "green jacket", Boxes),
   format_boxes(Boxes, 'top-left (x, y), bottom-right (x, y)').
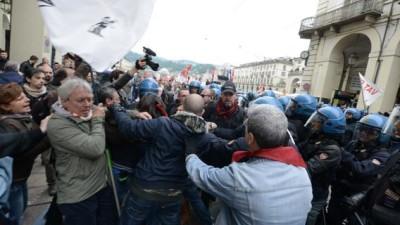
top-left (47, 109), bottom-right (108, 204)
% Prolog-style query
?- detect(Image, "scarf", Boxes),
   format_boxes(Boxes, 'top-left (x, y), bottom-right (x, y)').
top-left (155, 103), bottom-right (168, 117)
top-left (23, 83), bottom-right (47, 98)
top-left (216, 99), bottom-right (239, 119)
top-left (232, 146), bottom-right (307, 168)
top-left (52, 101), bottom-right (93, 121)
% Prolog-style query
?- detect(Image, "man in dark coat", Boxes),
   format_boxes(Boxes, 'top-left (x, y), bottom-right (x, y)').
top-left (19, 55), bottom-right (38, 76)
top-left (110, 94), bottom-right (242, 225)
top-left (204, 81), bottom-right (245, 136)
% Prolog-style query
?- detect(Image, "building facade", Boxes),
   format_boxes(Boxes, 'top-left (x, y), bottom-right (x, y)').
top-left (299, 0), bottom-right (400, 112)
top-left (0, 0), bottom-right (72, 66)
top-left (234, 57), bottom-right (305, 94)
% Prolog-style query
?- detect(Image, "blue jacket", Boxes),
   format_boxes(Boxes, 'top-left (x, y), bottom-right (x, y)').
top-left (0, 157), bottom-right (12, 211)
top-left (186, 154), bottom-right (313, 225)
top-left (0, 71), bottom-right (23, 85)
top-left (112, 110), bottom-right (229, 189)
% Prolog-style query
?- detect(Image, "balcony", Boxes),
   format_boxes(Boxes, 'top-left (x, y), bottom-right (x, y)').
top-left (299, 0), bottom-right (384, 39)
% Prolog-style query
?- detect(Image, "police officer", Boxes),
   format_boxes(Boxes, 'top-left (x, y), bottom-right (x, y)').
top-left (327, 114), bottom-right (391, 225)
top-left (383, 106), bottom-right (400, 154)
top-left (368, 106), bottom-right (400, 225)
top-left (278, 96), bottom-right (290, 111)
top-left (300, 106), bottom-right (344, 225)
top-left (188, 80), bottom-right (202, 94)
top-left (343, 108), bottom-right (362, 145)
top-left (139, 78), bottom-right (159, 98)
top-left (259, 90), bottom-right (276, 98)
top-left (240, 92), bottom-right (257, 109)
top-left (285, 94), bottom-right (318, 144)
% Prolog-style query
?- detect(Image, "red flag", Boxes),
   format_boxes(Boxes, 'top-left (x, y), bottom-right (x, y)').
top-left (180, 64), bottom-right (192, 78)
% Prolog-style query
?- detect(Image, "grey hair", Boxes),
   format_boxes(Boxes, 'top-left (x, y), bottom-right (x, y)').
top-left (159, 68), bottom-right (170, 77)
top-left (57, 78), bottom-right (92, 100)
top-left (4, 61), bottom-right (19, 72)
top-left (246, 104), bottom-right (288, 148)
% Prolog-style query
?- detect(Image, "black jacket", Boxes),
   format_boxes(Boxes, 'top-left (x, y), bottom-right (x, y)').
top-left (204, 101), bottom-right (246, 130)
top-left (19, 60), bottom-right (34, 76)
top-left (0, 129), bottom-right (45, 157)
top-left (0, 114), bottom-right (49, 182)
top-left (336, 141), bottom-right (390, 194)
top-left (105, 110), bottom-right (144, 172)
top-left (300, 136), bottom-right (342, 198)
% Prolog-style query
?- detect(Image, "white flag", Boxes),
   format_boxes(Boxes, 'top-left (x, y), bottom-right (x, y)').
top-left (38, 0), bottom-right (156, 71)
top-left (359, 73), bottom-right (383, 106)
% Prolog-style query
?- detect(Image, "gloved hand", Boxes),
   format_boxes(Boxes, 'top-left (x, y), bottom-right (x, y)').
top-left (341, 149), bottom-right (353, 165)
top-left (184, 136), bottom-right (199, 156)
top-left (108, 103), bottom-right (126, 113)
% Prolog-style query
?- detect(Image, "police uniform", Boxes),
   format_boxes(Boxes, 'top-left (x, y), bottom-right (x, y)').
top-left (327, 140), bottom-right (390, 225)
top-left (300, 136), bottom-right (342, 225)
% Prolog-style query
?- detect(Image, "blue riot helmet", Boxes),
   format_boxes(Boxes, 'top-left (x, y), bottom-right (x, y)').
top-left (305, 106), bottom-right (345, 135)
top-left (344, 108), bottom-right (362, 123)
top-left (260, 90), bottom-right (276, 98)
top-left (246, 92), bottom-right (257, 102)
top-left (189, 80), bottom-right (202, 94)
top-left (286, 94), bottom-right (318, 121)
top-left (209, 83), bottom-right (220, 90)
top-left (200, 84), bottom-right (206, 91)
top-left (250, 96), bottom-right (284, 112)
top-left (317, 102), bottom-right (331, 109)
top-left (139, 78), bottom-right (159, 98)
top-left (353, 114), bottom-right (389, 145)
top-left (211, 87), bottom-right (221, 99)
top-left (278, 96), bottom-right (290, 110)
top-left (382, 106), bottom-right (400, 142)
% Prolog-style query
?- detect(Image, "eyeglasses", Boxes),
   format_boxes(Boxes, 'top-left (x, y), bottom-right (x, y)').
top-left (201, 94), bottom-right (211, 97)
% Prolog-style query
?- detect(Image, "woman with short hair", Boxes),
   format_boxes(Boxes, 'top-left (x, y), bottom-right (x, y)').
top-left (0, 83), bottom-right (49, 225)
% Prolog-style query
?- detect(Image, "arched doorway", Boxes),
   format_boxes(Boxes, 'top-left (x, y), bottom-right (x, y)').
top-left (328, 33), bottom-right (372, 107)
top-left (331, 34), bottom-right (371, 92)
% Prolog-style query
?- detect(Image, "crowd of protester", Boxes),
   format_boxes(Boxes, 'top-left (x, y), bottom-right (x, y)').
top-left (0, 50), bottom-right (399, 225)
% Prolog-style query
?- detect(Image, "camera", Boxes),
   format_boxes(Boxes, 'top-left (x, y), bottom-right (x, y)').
top-left (143, 46), bottom-right (159, 71)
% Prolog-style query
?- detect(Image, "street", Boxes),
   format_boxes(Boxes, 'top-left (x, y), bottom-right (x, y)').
top-left (22, 159), bottom-right (51, 225)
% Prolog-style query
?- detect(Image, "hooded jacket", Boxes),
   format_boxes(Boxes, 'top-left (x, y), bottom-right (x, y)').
top-left (112, 109), bottom-right (227, 190)
top-left (47, 102), bottom-right (108, 204)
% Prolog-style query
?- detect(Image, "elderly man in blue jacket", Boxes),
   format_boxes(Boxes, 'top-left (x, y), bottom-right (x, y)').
top-left (186, 104), bottom-right (313, 225)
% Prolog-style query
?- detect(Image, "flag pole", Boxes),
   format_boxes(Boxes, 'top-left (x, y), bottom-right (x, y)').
top-left (359, 85), bottom-right (369, 114)
top-left (105, 149), bottom-right (121, 216)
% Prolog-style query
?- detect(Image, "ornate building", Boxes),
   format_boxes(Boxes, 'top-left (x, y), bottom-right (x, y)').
top-left (234, 57), bottom-right (305, 94)
top-left (299, 0), bottom-right (400, 112)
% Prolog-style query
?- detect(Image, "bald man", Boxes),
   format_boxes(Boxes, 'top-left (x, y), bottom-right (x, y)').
top-left (109, 94), bottom-right (234, 225)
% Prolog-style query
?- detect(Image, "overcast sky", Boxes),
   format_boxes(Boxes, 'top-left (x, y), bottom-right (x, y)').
top-left (132, 0), bottom-right (319, 66)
